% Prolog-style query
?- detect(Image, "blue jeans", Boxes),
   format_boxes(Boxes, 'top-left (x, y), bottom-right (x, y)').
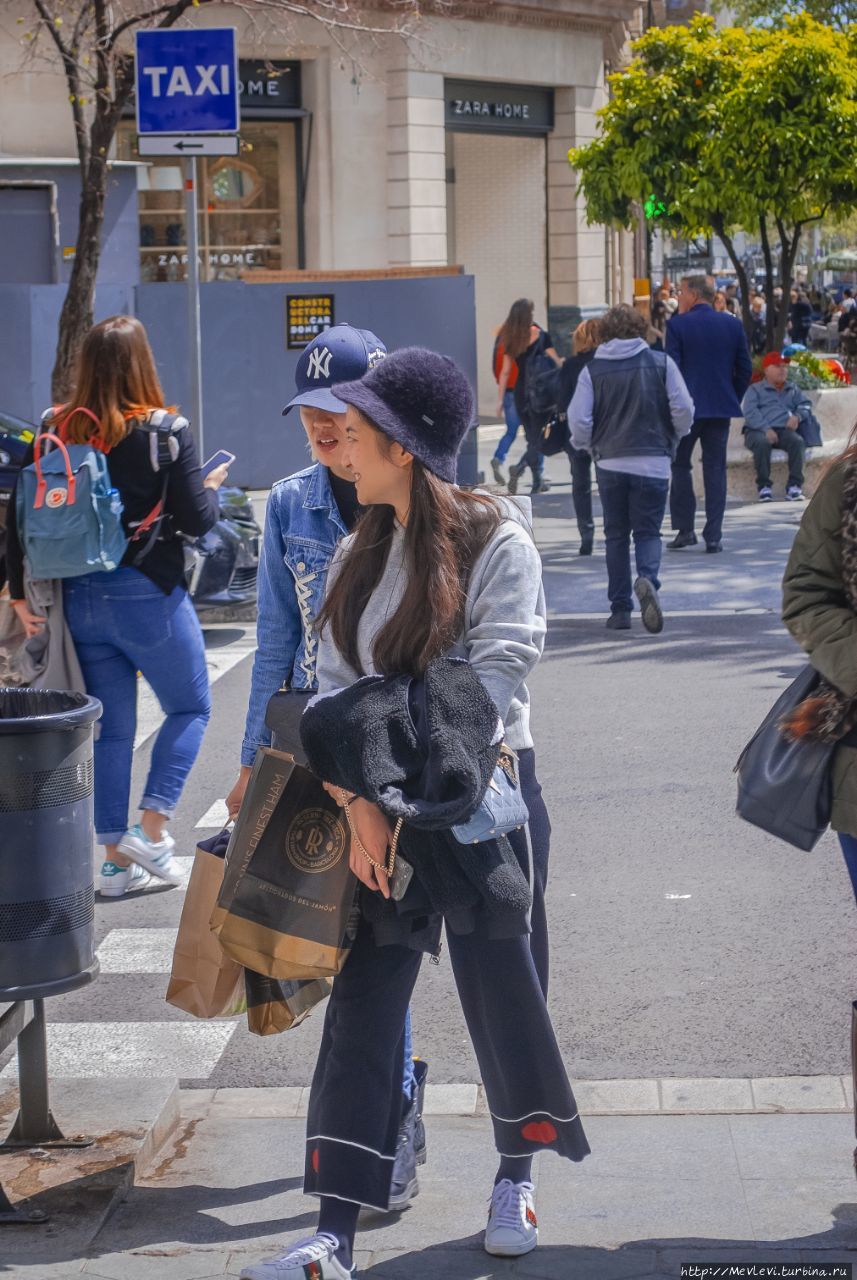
top-left (838, 834), bottom-right (857, 905)
top-left (493, 390), bottom-right (521, 464)
top-left (670, 417), bottom-right (730, 546)
top-left (402, 1011), bottom-right (415, 1099)
top-left (63, 567), bottom-right (211, 843)
top-left (596, 467), bottom-right (669, 615)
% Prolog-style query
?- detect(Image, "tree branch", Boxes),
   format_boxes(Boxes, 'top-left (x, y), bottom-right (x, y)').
top-left (759, 216), bottom-right (776, 350)
top-left (713, 214), bottom-right (753, 338)
top-left (107, 0), bottom-right (212, 51)
top-left (32, 0), bottom-right (90, 168)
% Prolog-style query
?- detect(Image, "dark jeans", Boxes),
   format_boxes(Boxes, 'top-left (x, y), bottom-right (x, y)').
top-left (838, 834), bottom-right (857, 905)
top-left (512, 411), bottom-right (545, 482)
top-left (563, 445), bottom-right (595, 543)
top-left (596, 467), bottom-right (669, 615)
top-left (744, 427), bottom-right (806, 490)
top-left (670, 417), bottom-right (730, 546)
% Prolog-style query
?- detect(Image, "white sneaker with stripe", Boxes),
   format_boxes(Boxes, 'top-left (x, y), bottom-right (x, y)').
top-left (484, 1178), bottom-right (538, 1257)
top-left (97, 860), bottom-right (152, 897)
top-left (239, 1233), bottom-right (355, 1279)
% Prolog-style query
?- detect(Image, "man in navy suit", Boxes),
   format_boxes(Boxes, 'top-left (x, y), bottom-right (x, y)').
top-left (666, 275), bottom-right (753, 552)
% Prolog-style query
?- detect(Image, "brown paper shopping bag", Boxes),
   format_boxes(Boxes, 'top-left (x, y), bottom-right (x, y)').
top-left (211, 749), bottom-right (357, 982)
top-left (166, 830), bottom-right (245, 1019)
top-left (244, 970), bottom-right (332, 1036)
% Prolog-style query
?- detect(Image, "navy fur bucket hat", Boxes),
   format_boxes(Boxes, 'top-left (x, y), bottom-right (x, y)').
top-left (332, 347), bottom-right (475, 483)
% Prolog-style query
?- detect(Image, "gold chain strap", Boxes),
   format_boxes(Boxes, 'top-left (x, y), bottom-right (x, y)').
top-left (342, 799), bottom-right (404, 878)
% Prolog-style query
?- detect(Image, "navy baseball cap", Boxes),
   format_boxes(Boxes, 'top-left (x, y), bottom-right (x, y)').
top-left (283, 324), bottom-right (387, 416)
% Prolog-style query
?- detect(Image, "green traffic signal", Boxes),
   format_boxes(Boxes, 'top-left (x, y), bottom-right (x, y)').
top-left (645, 194), bottom-right (667, 220)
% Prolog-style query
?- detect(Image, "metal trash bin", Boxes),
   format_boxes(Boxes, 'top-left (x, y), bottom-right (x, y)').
top-left (0, 688), bottom-right (102, 1001)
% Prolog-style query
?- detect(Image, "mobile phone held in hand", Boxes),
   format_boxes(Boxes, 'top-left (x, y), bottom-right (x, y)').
top-left (202, 449), bottom-right (235, 477)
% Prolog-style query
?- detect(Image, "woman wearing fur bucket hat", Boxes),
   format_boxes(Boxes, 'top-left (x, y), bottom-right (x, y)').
top-left (239, 348), bottom-right (589, 1280)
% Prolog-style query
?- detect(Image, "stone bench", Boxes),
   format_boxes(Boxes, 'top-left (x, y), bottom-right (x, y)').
top-left (693, 386), bottom-right (857, 501)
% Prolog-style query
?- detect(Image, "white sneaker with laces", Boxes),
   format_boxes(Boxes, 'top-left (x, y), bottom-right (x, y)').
top-left (97, 860), bottom-right (152, 898)
top-left (239, 1233), bottom-right (354, 1279)
top-left (484, 1178), bottom-right (538, 1257)
top-left (118, 824), bottom-right (182, 885)
top-left (785, 485), bottom-right (805, 501)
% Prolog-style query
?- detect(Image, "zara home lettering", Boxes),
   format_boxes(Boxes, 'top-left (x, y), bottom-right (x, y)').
top-left (453, 99), bottom-right (530, 120)
top-left (142, 64), bottom-right (232, 98)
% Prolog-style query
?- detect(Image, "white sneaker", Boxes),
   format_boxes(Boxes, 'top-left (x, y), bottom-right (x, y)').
top-left (239, 1233), bottom-right (354, 1279)
top-left (97, 860), bottom-right (152, 898)
top-left (785, 485), bottom-right (805, 501)
top-left (484, 1178), bottom-right (538, 1257)
top-left (117, 824), bottom-right (182, 885)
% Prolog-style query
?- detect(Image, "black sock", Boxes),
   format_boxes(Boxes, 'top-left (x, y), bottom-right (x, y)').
top-left (494, 1154), bottom-right (534, 1186)
top-left (317, 1197), bottom-right (359, 1270)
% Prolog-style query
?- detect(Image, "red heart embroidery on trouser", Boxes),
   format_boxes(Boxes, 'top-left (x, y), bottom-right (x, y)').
top-left (311, 1148), bottom-right (320, 1173)
top-left (521, 1120), bottom-right (558, 1144)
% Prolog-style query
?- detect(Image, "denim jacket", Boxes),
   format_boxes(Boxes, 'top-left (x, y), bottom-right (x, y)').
top-left (241, 464), bottom-right (347, 767)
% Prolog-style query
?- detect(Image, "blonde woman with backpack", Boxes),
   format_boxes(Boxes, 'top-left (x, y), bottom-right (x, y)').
top-left (6, 316), bottom-right (227, 896)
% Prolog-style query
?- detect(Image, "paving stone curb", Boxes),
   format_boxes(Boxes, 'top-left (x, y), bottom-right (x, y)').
top-left (180, 1075), bottom-right (855, 1120)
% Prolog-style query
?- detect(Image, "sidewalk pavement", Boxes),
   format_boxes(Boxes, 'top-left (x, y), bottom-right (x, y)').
top-left (5, 1081), bottom-right (857, 1278)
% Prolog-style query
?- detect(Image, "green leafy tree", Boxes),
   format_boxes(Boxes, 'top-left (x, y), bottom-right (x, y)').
top-left (570, 15), bottom-right (857, 349)
top-left (17, 0), bottom-right (427, 399)
top-left (714, 0), bottom-right (857, 32)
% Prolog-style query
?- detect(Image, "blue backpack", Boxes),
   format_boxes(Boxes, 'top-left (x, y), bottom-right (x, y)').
top-left (16, 407), bottom-right (181, 580)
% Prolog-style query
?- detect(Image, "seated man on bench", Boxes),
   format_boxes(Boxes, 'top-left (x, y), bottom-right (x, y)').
top-left (741, 352), bottom-right (811, 503)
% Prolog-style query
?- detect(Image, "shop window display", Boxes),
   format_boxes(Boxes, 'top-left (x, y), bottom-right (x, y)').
top-left (118, 122), bottom-right (299, 281)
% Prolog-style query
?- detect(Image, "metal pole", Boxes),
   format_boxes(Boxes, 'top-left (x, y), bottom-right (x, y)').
top-left (185, 155), bottom-right (204, 458)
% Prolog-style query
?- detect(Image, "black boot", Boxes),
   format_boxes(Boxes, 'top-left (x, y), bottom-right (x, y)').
top-left (388, 1059), bottom-right (428, 1211)
top-left (507, 464), bottom-right (524, 496)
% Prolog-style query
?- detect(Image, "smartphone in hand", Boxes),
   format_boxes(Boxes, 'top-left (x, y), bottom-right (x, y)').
top-left (202, 449), bottom-right (236, 477)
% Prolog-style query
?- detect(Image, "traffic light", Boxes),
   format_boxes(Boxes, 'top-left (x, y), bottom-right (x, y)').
top-left (644, 194), bottom-right (667, 220)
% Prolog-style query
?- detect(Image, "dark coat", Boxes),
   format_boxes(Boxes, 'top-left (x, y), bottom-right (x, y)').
top-left (782, 461), bottom-right (857, 836)
top-left (300, 657), bottom-right (533, 941)
top-left (559, 348), bottom-right (595, 414)
top-left (665, 303), bottom-right (753, 420)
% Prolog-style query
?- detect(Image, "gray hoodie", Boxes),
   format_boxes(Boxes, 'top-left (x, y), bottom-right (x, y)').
top-left (314, 513), bottom-right (546, 751)
top-left (568, 337), bottom-right (695, 478)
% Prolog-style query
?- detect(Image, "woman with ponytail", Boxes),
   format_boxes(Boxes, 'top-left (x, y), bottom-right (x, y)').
top-left (782, 421), bottom-right (857, 898)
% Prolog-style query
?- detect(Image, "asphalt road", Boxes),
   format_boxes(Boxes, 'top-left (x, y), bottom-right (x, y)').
top-left (28, 448), bottom-right (857, 1089)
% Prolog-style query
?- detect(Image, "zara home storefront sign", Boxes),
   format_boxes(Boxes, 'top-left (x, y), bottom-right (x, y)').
top-left (445, 79), bottom-right (554, 135)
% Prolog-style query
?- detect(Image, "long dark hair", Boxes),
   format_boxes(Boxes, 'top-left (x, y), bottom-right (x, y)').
top-left (47, 315), bottom-right (167, 449)
top-left (498, 298), bottom-right (535, 360)
top-left (317, 432), bottom-right (502, 678)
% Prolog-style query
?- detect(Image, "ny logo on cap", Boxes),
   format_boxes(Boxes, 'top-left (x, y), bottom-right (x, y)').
top-left (307, 347), bottom-right (333, 381)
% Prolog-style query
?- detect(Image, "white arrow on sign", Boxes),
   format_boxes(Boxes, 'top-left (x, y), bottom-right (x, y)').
top-left (137, 134), bottom-right (240, 157)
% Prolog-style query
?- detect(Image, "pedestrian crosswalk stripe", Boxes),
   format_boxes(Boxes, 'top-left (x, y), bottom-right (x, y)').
top-left (0, 1021), bottom-right (236, 1081)
top-left (195, 799), bottom-right (230, 829)
top-left (97, 927), bottom-right (178, 973)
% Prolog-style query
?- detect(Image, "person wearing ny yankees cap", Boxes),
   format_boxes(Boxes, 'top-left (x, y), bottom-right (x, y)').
top-left (240, 348), bottom-right (588, 1280)
top-left (227, 324), bottom-right (429, 1223)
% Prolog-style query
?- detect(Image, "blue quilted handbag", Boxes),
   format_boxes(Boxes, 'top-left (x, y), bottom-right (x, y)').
top-left (451, 745), bottom-right (529, 845)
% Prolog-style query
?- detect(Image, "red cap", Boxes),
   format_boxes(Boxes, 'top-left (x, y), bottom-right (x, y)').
top-left (762, 352), bottom-right (787, 367)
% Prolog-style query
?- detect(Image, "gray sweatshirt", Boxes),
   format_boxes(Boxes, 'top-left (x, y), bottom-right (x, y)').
top-left (314, 517), bottom-right (546, 750)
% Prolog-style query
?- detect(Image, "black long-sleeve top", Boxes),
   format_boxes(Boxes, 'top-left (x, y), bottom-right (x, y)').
top-left (6, 420), bottom-right (219, 599)
top-left (558, 348), bottom-right (596, 414)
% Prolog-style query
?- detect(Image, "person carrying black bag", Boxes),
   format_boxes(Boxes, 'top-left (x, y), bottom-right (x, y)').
top-left (495, 298), bottom-right (562, 496)
top-left (781, 424), bottom-right (857, 900)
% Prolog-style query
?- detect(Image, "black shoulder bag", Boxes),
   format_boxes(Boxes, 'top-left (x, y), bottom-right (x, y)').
top-left (734, 663), bottom-right (835, 851)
